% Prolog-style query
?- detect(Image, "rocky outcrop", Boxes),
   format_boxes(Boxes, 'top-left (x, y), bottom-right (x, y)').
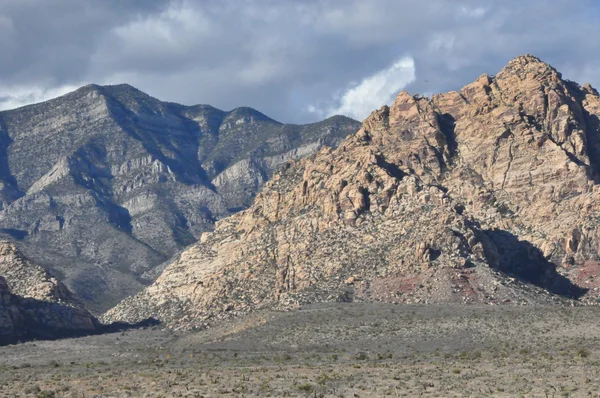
top-left (0, 85), bottom-right (359, 312)
top-left (0, 242), bottom-right (99, 345)
top-left (0, 241), bottom-right (79, 306)
top-left (0, 275), bottom-right (100, 345)
top-left (0, 241), bottom-right (159, 345)
top-left (103, 55), bottom-right (600, 329)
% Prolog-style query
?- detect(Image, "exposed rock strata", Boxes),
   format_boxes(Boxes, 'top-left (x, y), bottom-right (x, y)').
top-left (104, 55), bottom-right (600, 329)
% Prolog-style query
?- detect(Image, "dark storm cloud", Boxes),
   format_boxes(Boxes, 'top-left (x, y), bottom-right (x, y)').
top-left (0, 0), bottom-right (169, 81)
top-left (1, 0), bottom-right (600, 122)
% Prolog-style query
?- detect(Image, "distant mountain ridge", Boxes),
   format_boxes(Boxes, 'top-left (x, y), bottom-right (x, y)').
top-left (0, 84), bottom-right (360, 312)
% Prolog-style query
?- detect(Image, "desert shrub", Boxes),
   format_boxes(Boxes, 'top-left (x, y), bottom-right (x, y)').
top-left (24, 385), bottom-right (41, 394)
top-left (279, 353), bottom-right (292, 361)
top-left (577, 348), bottom-right (590, 358)
top-left (296, 383), bottom-right (313, 392)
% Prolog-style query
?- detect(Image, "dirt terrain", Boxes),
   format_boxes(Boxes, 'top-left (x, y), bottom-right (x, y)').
top-left (2, 303), bottom-right (600, 397)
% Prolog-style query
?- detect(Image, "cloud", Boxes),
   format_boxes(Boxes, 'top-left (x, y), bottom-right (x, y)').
top-left (457, 6), bottom-right (488, 19)
top-left (312, 57), bottom-right (416, 121)
top-left (0, 84), bottom-right (82, 111)
top-left (1, 1), bottom-right (600, 123)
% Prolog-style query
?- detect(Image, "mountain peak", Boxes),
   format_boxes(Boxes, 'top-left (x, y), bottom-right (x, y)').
top-left (224, 106), bottom-right (281, 125)
top-left (498, 54), bottom-right (562, 81)
top-left (100, 83), bottom-right (146, 95)
top-left (99, 83), bottom-right (158, 104)
top-left (510, 53), bottom-right (545, 64)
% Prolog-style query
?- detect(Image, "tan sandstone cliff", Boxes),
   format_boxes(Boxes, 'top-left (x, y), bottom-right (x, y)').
top-left (103, 55), bottom-right (600, 329)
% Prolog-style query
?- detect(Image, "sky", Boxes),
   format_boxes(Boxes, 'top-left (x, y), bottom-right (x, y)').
top-left (1, 0), bottom-right (600, 123)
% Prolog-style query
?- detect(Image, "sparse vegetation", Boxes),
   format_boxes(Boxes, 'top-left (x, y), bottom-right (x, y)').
top-left (2, 304), bottom-right (600, 397)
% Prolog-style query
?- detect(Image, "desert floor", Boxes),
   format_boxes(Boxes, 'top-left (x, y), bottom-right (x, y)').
top-left (2, 303), bottom-right (600, 397)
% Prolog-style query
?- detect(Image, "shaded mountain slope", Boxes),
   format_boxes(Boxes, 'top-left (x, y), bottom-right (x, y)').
top-left (103, 55), bottom-right (600, 329)
top-left (0, 85), bottom-right (359, 312)
top-left (0, 241), bottom-right (98, 345)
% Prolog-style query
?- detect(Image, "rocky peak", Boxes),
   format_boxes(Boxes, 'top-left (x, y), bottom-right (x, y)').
top-left (498, 54), bottom-right (561, 80)
top-left (223, 107), bottom-right (280, 127)
top-left (584, 83), bottom-right (599, 96)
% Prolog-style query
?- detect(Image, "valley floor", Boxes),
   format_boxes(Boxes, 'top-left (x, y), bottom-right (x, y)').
top-left (1, 303), bottom-right (600, 397)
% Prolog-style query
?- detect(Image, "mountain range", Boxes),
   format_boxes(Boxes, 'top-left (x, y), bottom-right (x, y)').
top-left (0, 85), bottom-right (359, 312)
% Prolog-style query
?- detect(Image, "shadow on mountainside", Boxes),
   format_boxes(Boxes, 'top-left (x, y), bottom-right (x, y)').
top-left (98, 317), bottom-right (161, 335)
top-left (0, 293), bottom-right (160, 347)
top-left (437, 113), bottom-right (458, 161)
top-left (0, 229), bottom-right (28, 240)
top-left (1, 317), bottom-right (161, 347)
top-left (483, 229), bottom-right (587, 299)
top-left (563, 81), bottom-right (600, 182)
top-left (584, 113), bottom-right (600, 182)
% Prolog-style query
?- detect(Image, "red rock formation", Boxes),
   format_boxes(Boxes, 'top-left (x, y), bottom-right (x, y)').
top-left (104, 55), bottom-right (600, 329)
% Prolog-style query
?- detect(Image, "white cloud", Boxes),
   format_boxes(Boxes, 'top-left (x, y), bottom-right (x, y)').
top-left (311, 56), bottom-right (416, 121)
top-left (0, 84), bottom-right (81, 111)
top-left (457, 6), bottom-right (488, 19)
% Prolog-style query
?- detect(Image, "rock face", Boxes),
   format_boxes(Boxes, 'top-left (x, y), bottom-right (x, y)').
top-left (103, 55), bottom-right (600, 329)
top-left (0, 85), bottom-right (359, 312)
top-left (0, 242), bottom-right (99, 345)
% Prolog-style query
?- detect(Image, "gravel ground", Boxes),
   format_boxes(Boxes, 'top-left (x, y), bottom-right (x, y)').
top-left (1, 303), bottom-right (600, 397)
